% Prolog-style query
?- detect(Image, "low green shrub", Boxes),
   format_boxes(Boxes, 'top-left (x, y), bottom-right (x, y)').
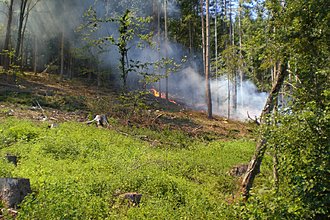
top-left (0, 118), bottom-right (257, 219)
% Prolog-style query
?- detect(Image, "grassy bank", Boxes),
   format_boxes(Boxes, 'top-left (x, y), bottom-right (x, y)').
top-left (0, 118), bottom-right (255, 219)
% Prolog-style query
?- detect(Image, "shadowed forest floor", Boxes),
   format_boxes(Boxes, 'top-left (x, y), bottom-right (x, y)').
top-left (0, 72), bottom-right (255, 142)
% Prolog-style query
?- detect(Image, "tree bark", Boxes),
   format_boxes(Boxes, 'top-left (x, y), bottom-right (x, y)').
top-left (205, 0), bottom-right (212, 119)
top-left (215, 0), bottom-right (220, 109)
top-left (60, 31), bottom-right (65, 79)
top-left (238, 1), bottom-right (244, 108)
top-left (15, 0), bottom-right (28, 67)
top-left (200, 0), bottom-right (206, 74)
top-left (0, 178), bottom-right (32, 208)
top-left (157, 0), bottom-right (162, 95)
top-left (241, 64), bottom-right (287, 200)
top-left (33, 36), bottom-right (38, 74)
top-left (164, 0), bottom-right (169, 100)
top-left (3, 0), bottom-right (15, 71)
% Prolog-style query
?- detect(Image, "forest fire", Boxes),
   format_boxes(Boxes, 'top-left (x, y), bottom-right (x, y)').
top-left (150, 88), bottom-right (177, 104)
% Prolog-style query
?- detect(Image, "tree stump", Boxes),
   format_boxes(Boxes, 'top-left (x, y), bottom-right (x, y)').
top-left (5, 154), bottom-right (17, 166)
top-left (117, 192), bottom-right (142, 207)
top-left (228, 164), bottom-right (249, 177)
top-left (0, 178), bottom-right (32, 208)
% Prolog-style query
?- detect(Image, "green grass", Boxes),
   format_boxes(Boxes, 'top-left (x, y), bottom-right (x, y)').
top-left (0, 118), bottom-right (256, 219)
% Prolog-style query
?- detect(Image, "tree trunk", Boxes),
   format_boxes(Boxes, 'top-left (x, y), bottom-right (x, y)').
top-left (157, 0), bottom-right (162, 95)
top-left (233, 72), bottom-right (237, 111)
top-left (188, 18), bottom-right (192, 54)
top-left (60, 31), bottom-right (65, 79)
top-left (205, 0), bottom-right (212, 119)
top-left (230, 1), bottom-right (237, 112)
top-left (164, 0), bottom-right (169, 100)
top-left (227, 76), bottom-right (231, 118)
top-left (3, 0), bottom-right (15, 71)
top-left (215, 0), bottom-right (220, 109)
top-left (20, 0), bottom-right (33, 70)
top-left (33, 36), bottom-right (38, 74)
top-left (200, 0), bottom-right (206, 74)
top-left (241, 64), bottom-right (287, 200)
top-left (15, 0), bottom-right (28, 67)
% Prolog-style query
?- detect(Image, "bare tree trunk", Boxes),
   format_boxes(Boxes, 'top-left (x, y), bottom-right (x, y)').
top-left (60, 31), bottom-right (65, 79)
top-left (20, 1), bottom-right (32, 70)
top-left (157, 0), bottom-right (161, 94)
top-left (3, 0), bottom-right (15, 71)
top-left (189, 18), bottom-right (192, 54)
top-left (164, 0), bottom-right (169, 100)
top-left (97, 66), bottom-right (101, 88)
top-left (20, 0), bottom-right (39, 70)
top-left (227, 77), bottom-right (231, 118)
top-left (215, 0), bottom-right (220, 109)
top-left (238, 1), bottom-right (244, 108)
top-left (233, 72), bottom-right (237, 111)
top-left (15, 0), bottom-right (28, 67)
top-left (205, 0), bottom-right (212, 119)
top-left (241, 64), bottom-right (287, 200)
top-left (230, 1), bottom-right (237, 112)
top-left (200, 0), bottom-right (206, 74)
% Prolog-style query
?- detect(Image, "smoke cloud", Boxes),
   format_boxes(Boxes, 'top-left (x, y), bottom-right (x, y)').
top-left (0, 0), bottom-right (268, 120)
top-left (163, 63), bottom-right (268, 120)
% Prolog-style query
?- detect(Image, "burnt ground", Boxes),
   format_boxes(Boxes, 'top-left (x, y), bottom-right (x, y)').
top-left (0, 72), bottom-right (255, 141)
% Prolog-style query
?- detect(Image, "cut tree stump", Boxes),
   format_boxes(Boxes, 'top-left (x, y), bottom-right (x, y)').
top-left (0, 178), bottom-right (32, 208)
top-left (228, 164), bottom-right (249, 177)
top-left (117, 192), bottom-right (142, 207)
top-left (5, 154), bottom-right (17, 166)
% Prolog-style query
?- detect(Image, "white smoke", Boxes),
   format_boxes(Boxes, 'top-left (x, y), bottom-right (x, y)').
top-left (164, 65), bottom-right (268, 121)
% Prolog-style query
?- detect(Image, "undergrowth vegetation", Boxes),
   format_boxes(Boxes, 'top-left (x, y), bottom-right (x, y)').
top-left (0, 118), bottom-right (257, 219)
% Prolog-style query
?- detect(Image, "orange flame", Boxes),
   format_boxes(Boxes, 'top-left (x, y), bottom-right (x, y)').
top-left (150, 88), bottom-right (177, 104)
top-left (150, 88), bottom-right (161, 97)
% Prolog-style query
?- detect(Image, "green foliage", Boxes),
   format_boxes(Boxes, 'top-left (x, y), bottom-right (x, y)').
top-left (80, 5), bottom-right (153, 89)
top-left (0, 118), bottom-right (256, 219)
top-left (117, 90), bottom-right (151, 119)
top-left (238, 102), bottom-right (329, 219)
top-left (0, 119), bottom-right (41, 147)
top-left (268, 106), bottom-right (329, 218)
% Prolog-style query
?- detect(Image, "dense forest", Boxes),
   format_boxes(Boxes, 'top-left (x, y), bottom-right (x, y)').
top-left (0, 0), bottom-right (329, 219)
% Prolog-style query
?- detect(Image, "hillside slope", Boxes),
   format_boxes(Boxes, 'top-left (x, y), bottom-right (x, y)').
top-left (0, 73), bottom-right (259, 219)
top-left (0, 73), bottom-right (254, 141)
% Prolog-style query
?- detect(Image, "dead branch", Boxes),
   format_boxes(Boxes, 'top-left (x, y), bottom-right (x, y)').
top-left (192, 125), bottom-right (203, 133)
top-left (41, 58), bottom-right (58, 73)
top-left (247, 111), bottom-right (260, 126)
top-left (152, 113), bottom-right (164, 124)
top-left (86, 114), bottom-right (110, 127)
top-left (34, 100), bottom-right (47, 120)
